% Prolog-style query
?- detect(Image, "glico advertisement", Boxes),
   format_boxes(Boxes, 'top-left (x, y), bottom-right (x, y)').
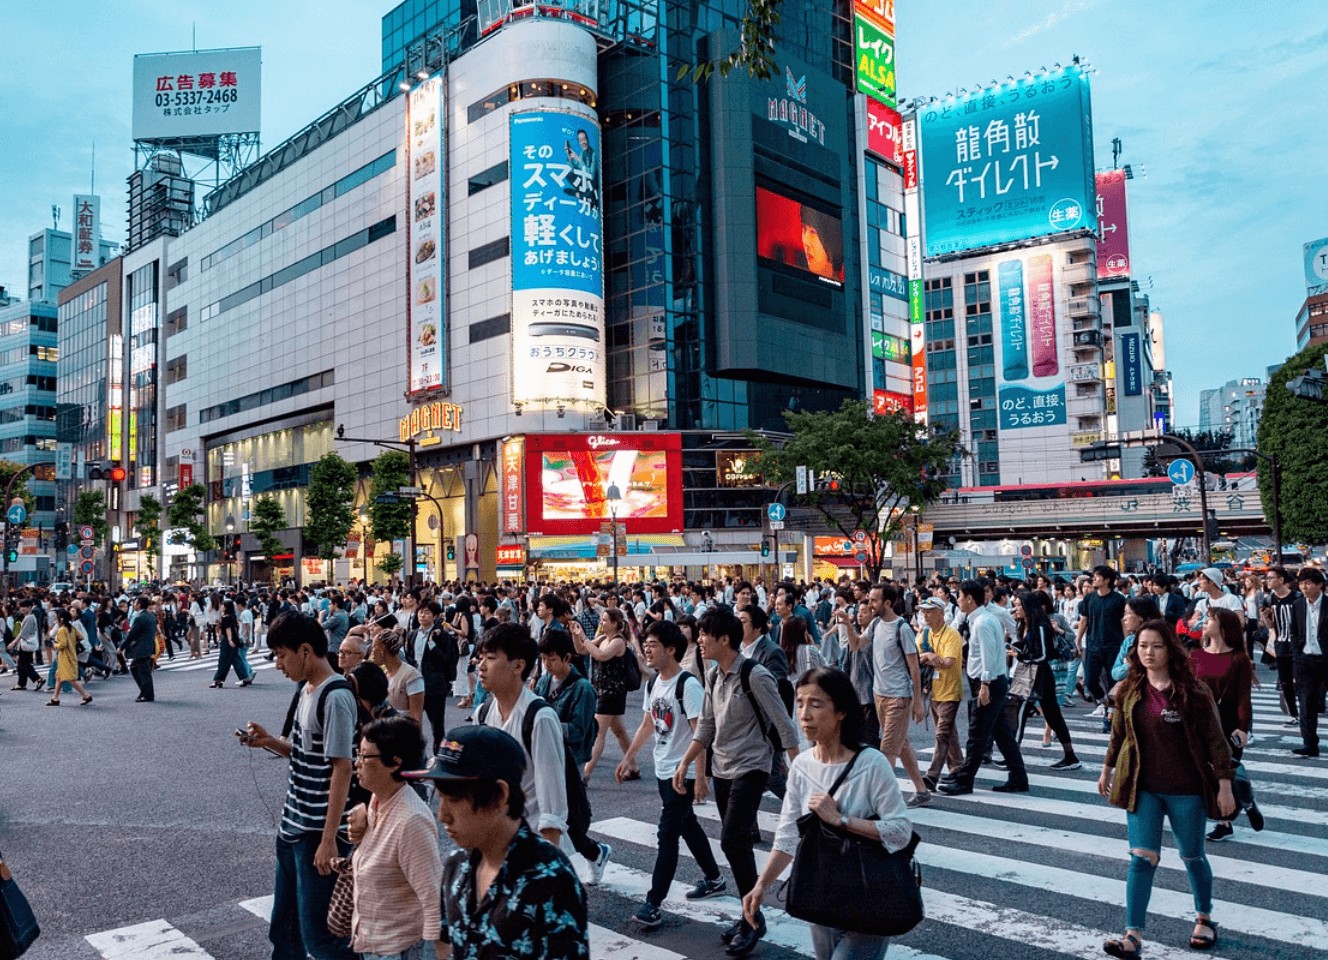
top-left (523, 433), bottom-right (683, 536)
top-left (994, 253), bottom-right (1067, 431)
top-left (509, 111), bottom-right (606, 407)
top-left (919, 65), bottom-right (1095, 257)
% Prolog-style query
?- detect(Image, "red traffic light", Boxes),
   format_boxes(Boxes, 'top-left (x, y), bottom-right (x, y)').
top-left (110, 466), bottom-right (127, 482)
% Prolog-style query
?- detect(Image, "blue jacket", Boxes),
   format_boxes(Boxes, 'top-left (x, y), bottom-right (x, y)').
top-left (534, 665), bottom-right (597, 765)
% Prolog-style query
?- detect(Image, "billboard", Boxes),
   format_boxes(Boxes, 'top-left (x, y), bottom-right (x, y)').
top-left (524, 433), bottom-right (683, 536)
top-left (1095, 170), bottom-right (1130, 278)
top-left (873, 390), bottom-right (912, 415)
top-left (872, 331), bottom-right (908, 363)
top-left (510, 111), bottom-right (605, 406)
top-left (756, 187), bottom-right (844, 285)
top-left (407, 76), bottom-right (445, 395)
top-left (918, 65), bottom-right (1096, 257)
top-left (132, 48), bottom-right (261, 141)
top-left (853, 3), bottom-right (896, 107)
top-left (1120, 331), bottom-right (1143, 396)
top-left (716, 451), bottom-right (763, 488)
top-left (1306, 237), bottom-right (1328, 295)
top-left (865, 98), bottom-right (902, 166)
top-left (71, 196), bottom-right (100, 273)
top-left (501, 438), bottom-right (526, 534)
top-left (996, 252), bottom-right (1067, 430)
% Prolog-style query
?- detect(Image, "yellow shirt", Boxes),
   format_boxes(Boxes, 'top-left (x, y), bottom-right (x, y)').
top-left (924, 625), bottom-right (965, 703)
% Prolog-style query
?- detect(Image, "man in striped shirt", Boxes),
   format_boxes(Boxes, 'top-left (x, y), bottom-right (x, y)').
top-left (242, 613), bottom-right (357, 960)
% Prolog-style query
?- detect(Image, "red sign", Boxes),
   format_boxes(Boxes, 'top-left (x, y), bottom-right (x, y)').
top-left (873, 390), bottom-right (913, 415)
top-left (496, 544), bottom-right (526, 566)
top-left (902, 149), bottom-right (918, 190)
top-left (501, 438), bottom-right (525, 534)
top-left (179, 463), bottom-right (193, 486)
top-left (523, 433), bottom-right (684, 536)
top-left (1095, 170), bottom-right (1131, 279)
top-left (855, 0), bottom-right (895, 32)
top-left (866, 99), bottom-right (902, 167)
top-left (814, 536), bottom-right (857, 556)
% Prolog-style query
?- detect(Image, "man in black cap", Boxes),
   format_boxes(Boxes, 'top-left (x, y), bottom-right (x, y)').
top-left (406, 725), bottom-right (589, 960)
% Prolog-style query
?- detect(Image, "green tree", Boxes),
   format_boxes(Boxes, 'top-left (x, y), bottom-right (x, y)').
top-left (1258, 342), bottom-right (1328, 544)
top-left (377, 551), bottom-right (403, 578)
top-left (747, 400), bottom-right (962, 581)
top-left (74, 491), bottom-right (110, 548)
top-left (136, 495), bottom-right (163, 579)
top-left (369, 451), bottom-right (412, 544)
top-left (0, 461), bottom-right (36, 519)
top-left (305, 452), bottom-right (358, 563)
top-left (1142, 428), bottom-right (1253, 477)
top-left (249, 495), bottom-right (288, 583)
top-left (167, 482), bottom-right (217, 556)
top-left (678, 0), bottom-right (784, 82)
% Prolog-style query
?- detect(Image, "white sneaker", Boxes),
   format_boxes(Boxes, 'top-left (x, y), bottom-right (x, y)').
top-left (587, 842), bottom-right (612, 886)
top-left (1088, 704), bottom-right (1106, 718)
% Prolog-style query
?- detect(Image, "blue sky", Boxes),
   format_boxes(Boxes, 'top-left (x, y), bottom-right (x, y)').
top-left (2, 1), bottom-right (1325, 425)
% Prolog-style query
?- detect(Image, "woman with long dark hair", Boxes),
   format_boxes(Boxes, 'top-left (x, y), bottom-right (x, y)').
top-left (778, 615), bottom-right (826, 682)
top-left (574, 606), bottom-right (641, 782)
top-left (1098, 620), bottom-right (1236, 957)
top-left (742, 667), bottom-right (911, 960)
top-left (1196, 607), bottom-right (1264, 841)
top-left (1011, 590), bottom-right (1080, 770)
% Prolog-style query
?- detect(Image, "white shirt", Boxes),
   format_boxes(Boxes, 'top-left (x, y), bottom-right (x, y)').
top-left (645, 670), bottom-right (705, 779)
top-left (240, 609), bottom-right (254, 643)
top-left (1307, 595), bottom-right (1323, 657)
top-left (481, 686), bottom-right (569, 836)
top-left (772, 749), bottom-right (912, 857)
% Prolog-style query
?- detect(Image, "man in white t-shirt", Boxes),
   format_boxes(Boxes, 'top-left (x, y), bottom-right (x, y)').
top-left (617, 619), bottom-right (723, 929)
top-left (1189, 567), bottom-right (1244, 632)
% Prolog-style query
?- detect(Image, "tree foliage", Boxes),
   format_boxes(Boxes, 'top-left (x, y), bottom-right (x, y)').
top-left (377, 551), bottom-right (403, 577)
top-left (677, 0), bottom-right (783, 83)
top-left (74, 491), bottom-right (109, 549)
top-left (305, 452), bottom-right (358, 562)
top-left (1257, 342), bottom-right (1328, 544)
top-left (0, 461), bottom-right (35, 517)
top-left (250, 496), bottom-right (288, 583)
top-left (746, 401), bottom-right (963, 580)
top-left (167, 482), bottom-right (216, 555)
top-left (136, 495), bottom-right (163, 578)
top-left (369, 451), bottom-right (412, 543)
top-left (1142, 428), bottom-right (1254, 477)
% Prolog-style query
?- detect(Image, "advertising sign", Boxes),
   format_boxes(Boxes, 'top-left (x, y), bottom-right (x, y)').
top-left (501, 437), bottom-right (526, 534)
top-left (872, 331), bottom-right (909, 363)
top-left (496, 544), bottom-right (526, 566)
top-left (910, 288), bottom-right (926, 413)
top-left (756, 187), bottom-right (844, 285)
top-left (716, 451), bottom-right (762, 488)
top-left (131, 48), bottom-right (261, 141)
top-left (1120, 331), bottom-right (1143, 396)
top-left (997, 252), bottom-right (1067, 430)
top-left (55, 444), bottom-right (73, 482)
top-left (71, 196), bottom-right (100, 273)
top-left (407, 75), bottom-right (445, 395)
top-left (1305, 237), bottom-right (1328, 295)
top-left (919, 65), bottom-right (1096, 257)
top-left (510, 111), bottom-right (605, 407)
top-left (868, 264), bottom-right (908, 300)
top-left (865, 98), bottom-right (902, 166)
top-left (873, 390), bottom-right (912, 415)
top-left (1095, 170), bottom-right (1130, 278)
top-left (853, 4), bottom-right (896, 107)
top-left (524, 433), bottom-right (683, 536)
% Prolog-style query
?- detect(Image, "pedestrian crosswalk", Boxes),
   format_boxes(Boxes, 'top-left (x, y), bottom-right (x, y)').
top-left (77, 683), bottom-right (1320, 960)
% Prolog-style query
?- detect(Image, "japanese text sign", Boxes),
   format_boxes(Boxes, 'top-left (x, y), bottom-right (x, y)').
top-left (132, 48), bottom-right (261, 141)
top-left (501, 437), bottom-right (526, 534)
top-left (71, 196), bottom-right (100, 272)
top-left (854, 5), bottom-right (896, 108)
top-left (1120, 331), bottom-right (1142, 396)
top-left (865, 98), bottom-right (902, 165)
top-left (1095, 170), bottom-right (1130, 278)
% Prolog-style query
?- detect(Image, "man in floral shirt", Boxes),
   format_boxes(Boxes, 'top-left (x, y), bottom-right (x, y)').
top-left (407, 725), bottom-right (588, 960)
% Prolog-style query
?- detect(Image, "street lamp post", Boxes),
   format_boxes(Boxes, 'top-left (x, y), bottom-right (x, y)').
top-left (606, 483), bottom-right (621, 589)
top-left (225, 516), bottom-right (235, 586)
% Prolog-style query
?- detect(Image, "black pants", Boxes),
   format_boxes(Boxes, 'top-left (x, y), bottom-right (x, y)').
top-left (1294, 654), bottom-right (1327, 752)
top-left (1082, 643), bottom-right (1120, 703)
top-left (956, 674), bottom-right (1026, 787)
top-left (423, 691), bottom-right (449, 752)
top-left (1277, 654), bottom-right (1299, 718)
top-left (13, 650), bottom-right (41, 687)
top-left (713, 769), bottom-right (768, 898)
top-left (858, 699), bottom-right (881, 748)
top-left (648, 776), bottom-right (722, 906)
top-left (130, 657), bottom-right (155, 701)
top-left (1015, 662), bottom-right (1075, 755)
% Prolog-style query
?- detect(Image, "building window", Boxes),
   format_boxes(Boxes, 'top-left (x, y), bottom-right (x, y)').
top-left (166, 307), bottom-right (188, 337)
top-left (466, 80), bottom-right (596, 125)
top-left (198, 370), bottom-right (335, 424)
top-left (468, 161), bottom-right (509, 196)
top-left (468, 237), bottom-right (509, 270)
top-left (165, 355), bottom-right (187, 385)
top-left (165, 257), bottom-right (188, 290)
top-left (165, 404), bottom-right (188, 432)
top-left (469, 314), bottom-right (510, 343)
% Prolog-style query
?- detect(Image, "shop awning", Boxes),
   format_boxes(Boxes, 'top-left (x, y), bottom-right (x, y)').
top-left (527, 534), bottom-right (686, 561)
top-left (817, 556), bottom-right (864, 569)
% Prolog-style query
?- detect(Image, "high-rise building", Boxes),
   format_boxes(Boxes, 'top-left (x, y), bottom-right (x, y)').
top-left (27, 228), bottom-right (119, 303)
top-left (1198, 377), bottom-right (1265, 450)
top-left (0, 296), bottom-right (60, 547)
top-left (1298, 236), bottom-right (1328, 349)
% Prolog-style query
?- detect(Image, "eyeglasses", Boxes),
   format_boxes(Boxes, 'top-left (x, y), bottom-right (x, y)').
top-left (355, 750), bottom-right (382, 762)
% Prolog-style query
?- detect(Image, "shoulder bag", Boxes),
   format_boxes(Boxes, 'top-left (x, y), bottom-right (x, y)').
top-left (783, 749), bottom-right (925, 937)
top-left (0, 856), bottom-right (40, 960)
top-left (326, 855), bottom-right (354, 938)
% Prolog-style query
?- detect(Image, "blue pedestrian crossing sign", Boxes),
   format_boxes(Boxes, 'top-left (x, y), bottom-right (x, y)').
top-left (1167, 459), bottom-right (1195, 486)
top-left (6, 503), bottom-right (25, 526)
top-left (766, 503), bottom-right (787, 522)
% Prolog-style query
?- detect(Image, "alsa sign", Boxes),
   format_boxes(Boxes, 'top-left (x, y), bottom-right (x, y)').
top-left (768, 66), bottom-right (826, 145)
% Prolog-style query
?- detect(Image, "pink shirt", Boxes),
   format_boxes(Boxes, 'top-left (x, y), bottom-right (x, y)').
top-left (350, 785), bottom-right (442, 954)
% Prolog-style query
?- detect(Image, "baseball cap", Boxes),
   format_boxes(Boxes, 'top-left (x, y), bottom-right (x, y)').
top-left (919, 597), bottom-right (947, 612)
top-left (1200, 568), bottom-right (1225, 587)
top-left (404, 725), bottom-right (526, 785)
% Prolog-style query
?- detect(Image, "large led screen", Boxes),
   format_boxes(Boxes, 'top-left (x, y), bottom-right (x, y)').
top-left (524, 433), bottom-right (684, 535)
top-left (756, 187), bottom-right (844, 286)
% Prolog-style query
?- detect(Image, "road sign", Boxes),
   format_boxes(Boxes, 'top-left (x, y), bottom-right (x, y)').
top-left (80, 538), bottom-right (94, 548)
top-left (67, 544), bottom-right (79, 557)
top-left (80, 545), bottom-right (94, 561)
top-left (795, 465), bottom-right (809, 496)
top-left (1022, 558), bottom-right (1035, 569)
top-left (1020, 544), bottom-right (1033, 556)
top-left (80, 560), bottom-right (94, 575)
top-left (1167, 459), bottom-right (1196, 485)
top-left (79, 525), bottom-right (95, 540)
top-left (853, 530), bottom-right (867, 543)
top-left (766, 503), bottom-right (786, 522)
top-left (7, 504), bottom-right (26, 526)
top-left (769, 520), bottom-right (785, 531)
top-left (397, 486), bottom-right (423, 497)
top-left (855, 551), bottom-right (869, 565)
top-left (375, 494), bottom-right (401, 504)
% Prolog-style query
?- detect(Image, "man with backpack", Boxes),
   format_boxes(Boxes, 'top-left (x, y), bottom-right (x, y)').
top-left (675, 607), bottom-right (799, 957)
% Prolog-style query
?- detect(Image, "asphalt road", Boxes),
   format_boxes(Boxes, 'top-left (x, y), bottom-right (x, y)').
top-left (2, 651), bottom-right (1323, 960)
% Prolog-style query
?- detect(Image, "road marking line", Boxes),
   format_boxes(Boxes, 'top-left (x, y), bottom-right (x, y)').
top-left (238, 896), bottom-right (272, 920)
top-left (588, 923), bottom-right (689, 960)
top-left (86, 920), bottom-right (214, 960)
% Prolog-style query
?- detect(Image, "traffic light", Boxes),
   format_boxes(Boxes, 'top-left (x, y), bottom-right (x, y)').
top-left (1080, 442), bottom-right (1123, 463)
top-left (109, 465), bottom-right (127, 482)
top-left (5, 548), bottom-right (16, 564)
top-left (1287, 368), bottom-right (1326, 402)
top-left (446, 541), bottom-right (455, 562)
top-left (87, 460), bottom-right (106, 481)
top-left (54, 521), bottom-right (68, 552)
top-left (761, 537), bottom-right (771, 558)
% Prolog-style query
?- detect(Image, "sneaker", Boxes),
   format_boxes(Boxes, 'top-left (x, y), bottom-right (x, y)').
top-left (991, 758), bottom-right (1008, 770)
top-left (1245, 802), bottom-right (1265, 832)
top-left (1284, 719), bottom-right (1301, 728)
top-left (1049, 757), bottom-right (1082, 771)
top-left (685, 876), bottom-right (727, 900)
top-left (921, 775), bottom-right (938, 792)
top-left (587, 842), bottom-right (612, 886)
top-left (633, 902), bottom-right (663, 929)
top-left (1088, 704), bottom-right (1106, 718)
top-left (1206, 822), bottom-right (1234, 842)
top-left (905, 791), bottom-right (932, 809)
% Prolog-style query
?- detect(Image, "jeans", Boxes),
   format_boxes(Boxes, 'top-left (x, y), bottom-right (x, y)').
top-left (270, 834), bottom-right (355, 960)
top-left (955, 675), bottom-right (1025, 787)
top-left (236, 645), bottom-right (254, 680)
top-left (361, 941), bottom-right (428, 960)
top-left (810, 924), bottom-right (890, 960)
top-left (1083, 643), bottom-right (1120, 703)
top-left (926, 700), bottom-right (963, 780)
top-left (648, 776), bottom-right (722, 906)
top-left (712, 769), bottom-right (768, 898)
top-left (1125, 791), bottom-right (1212, 930)
top-left (130, 657), bottom-right (155, 701)
top-left (1294, 654), bottom-right (1327, 751)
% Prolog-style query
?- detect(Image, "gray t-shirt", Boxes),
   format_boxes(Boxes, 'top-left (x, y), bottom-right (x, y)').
top-left (871, 617), bottom-right (917, 699)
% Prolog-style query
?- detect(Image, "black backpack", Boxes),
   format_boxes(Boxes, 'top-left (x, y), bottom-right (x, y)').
top-left (647, 670), bottom-right (697, 721)
top-left (479, 697), bottom-right (592, 840)
top-left (711, 658), bottom-right (788, 757)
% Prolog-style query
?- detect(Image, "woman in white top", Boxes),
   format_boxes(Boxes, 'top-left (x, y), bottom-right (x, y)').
top-left (372, 622), bottom-right (425, 724)
top-left (743, 666), bottom-right (912, 960)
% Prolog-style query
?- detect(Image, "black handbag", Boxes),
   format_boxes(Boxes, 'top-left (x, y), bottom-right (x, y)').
top-left (0, 856), bottom-right (40, 960)
top-left (783, 749), bottom-right (925, 937)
